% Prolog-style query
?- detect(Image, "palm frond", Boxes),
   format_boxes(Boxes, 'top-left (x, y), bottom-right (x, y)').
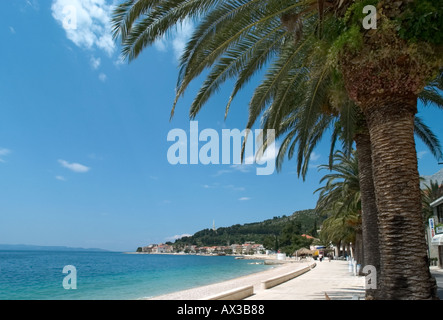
top-left (414, 116), bottom-right (443, 161)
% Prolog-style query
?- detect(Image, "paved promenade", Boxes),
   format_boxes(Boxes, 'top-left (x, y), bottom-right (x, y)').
top-left (151, 258), bottom-right (443, 300)
top-left (246, 260), bottom-right (365, 300)
top-left (430, 266), bottom-right (443, 299)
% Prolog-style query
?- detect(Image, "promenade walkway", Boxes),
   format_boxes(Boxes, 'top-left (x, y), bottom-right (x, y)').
top-left (431, 266), bottom-right (443, 299)
top-left (151, 258), bottom-right (442, 300)
top-left (245, 260), bottom-right (365, 300)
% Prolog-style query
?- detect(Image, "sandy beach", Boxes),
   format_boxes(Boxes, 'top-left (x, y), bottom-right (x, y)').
top-left (147, 259), bottom-right (315, 300)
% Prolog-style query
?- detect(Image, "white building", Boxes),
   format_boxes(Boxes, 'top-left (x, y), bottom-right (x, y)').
top-left (429, 196), bottom-right (443, 268)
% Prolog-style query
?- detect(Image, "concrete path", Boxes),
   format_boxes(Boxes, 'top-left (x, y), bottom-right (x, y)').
top-left (245, 260), bottom-right (366, 300)
top-left (430, 266), bottom-right (443, 299)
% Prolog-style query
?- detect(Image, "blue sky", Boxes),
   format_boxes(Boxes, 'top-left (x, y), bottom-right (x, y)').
top-left (0, 0), bottom-right (442, 252)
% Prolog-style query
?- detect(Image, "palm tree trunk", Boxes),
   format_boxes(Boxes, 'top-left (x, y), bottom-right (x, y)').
top-left (355, 128), bottom-right (381, 298)
top-left (364, 99), bottom-right (438, 300)
top-left (354, 228), bottom-right (364, 273)
top-left (336, 240), bottom-right (341, 258)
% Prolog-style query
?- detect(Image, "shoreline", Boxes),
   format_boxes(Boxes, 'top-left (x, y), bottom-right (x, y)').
top-left (145, 259), bottom-right (314, 300)
top-left (126, 252), bottom-right (302, 266)
top-left (125, 252), bottom-right (295, 260)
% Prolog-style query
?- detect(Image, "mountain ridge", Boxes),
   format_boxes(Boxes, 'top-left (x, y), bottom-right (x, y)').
top-left (421, 168), bottom-right (443, 188)
top-left (172, 208), bottom-right (321, 248)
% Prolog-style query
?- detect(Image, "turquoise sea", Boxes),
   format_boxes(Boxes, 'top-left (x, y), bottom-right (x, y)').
top-left (0, 251), bottom-right (272, 300)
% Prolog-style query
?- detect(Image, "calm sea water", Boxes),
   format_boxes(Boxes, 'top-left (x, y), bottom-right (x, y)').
top-left (0, 251), bottom-right (272, 300)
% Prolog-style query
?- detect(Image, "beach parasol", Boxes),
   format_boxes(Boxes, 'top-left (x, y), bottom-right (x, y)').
top-left (294, 247), bottom-right (314, 256)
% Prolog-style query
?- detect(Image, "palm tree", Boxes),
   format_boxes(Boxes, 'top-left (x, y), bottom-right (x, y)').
top-left (319, 208), bottom-right (359, 261)
top-left (244, 12), bottom-right (443, 297)
top-left (315, 150), bottom-right (359, 206)
top-left (314, 150), bottom-right (362, 264)
top-left (112, 0), bottom-right (443, 299)
top-left (336, 2), bottom-right (442, 300)
top-left (260, 66), bottom-right (442, 293)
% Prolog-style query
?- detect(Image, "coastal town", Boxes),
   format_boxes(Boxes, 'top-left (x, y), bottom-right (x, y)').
top-left (136, 242), bottom-right (267, 256)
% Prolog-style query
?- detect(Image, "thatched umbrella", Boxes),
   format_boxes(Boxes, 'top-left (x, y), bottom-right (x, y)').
top-left (294, 247), bottom-right (314, 258)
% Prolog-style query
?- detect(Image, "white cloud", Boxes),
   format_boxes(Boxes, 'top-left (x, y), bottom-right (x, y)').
top-left (88, 153), bottom-right (104, 160)
top-left (55, 175), bottom-right (67, 181)
top-left (98, 73), bottom-right (107, 82)
top-left (417, 150), bottom-right (428, 160)
top-left (25, 0), bottom-right (40, 11)
top-left (230, 164), bottom-right (252, 173)
top-left (154, 38), bottom-right (168, 53)
top-left (58, 159), bottom-right (90, 173)
top-left (243, 142), bottom-right (278, 163)
top-left (310, 151), bottom-right (321, 162)
top-left (90, 56), bottom-right (101, 69)
top-left (226, 185), bottom-right (245, 191)
top-left (165, 234), bottom-right (192, 242)
top-left (212, 169), bottom-right (232, 177)
top-left (9, 26), bottom-right (16, 34)
top-left (238, 197), bottom-right (251, 201)
top-left (171, 20), bottom-right (194, 60)
top-left (0, 148), bottom-right (11, 162)
top-left (113, 55), bottom-right (125, 67)
top-left (0, 148), bottom-right (11, 155)
top-left (51, 0), bottom-right (116, 56)
top-left (210, 142), bottom-right (278, 176)
top-left (153, 19), bottom-right (194, 62)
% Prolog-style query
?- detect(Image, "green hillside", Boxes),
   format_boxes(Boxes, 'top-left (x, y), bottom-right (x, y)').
top-left (173, 209), bottom-right (321, 254)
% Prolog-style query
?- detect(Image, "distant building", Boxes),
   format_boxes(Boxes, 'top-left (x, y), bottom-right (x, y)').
top-left (142, 244), bottom-right (155, 253)
top-left (231, 244), bottom-right (242, 254)
top-left (251, 244), bottom-right (265, 254)
top-left (141, 243), bottom-right (173, 253)
top-left (429, 196), bottom-right (443, 268)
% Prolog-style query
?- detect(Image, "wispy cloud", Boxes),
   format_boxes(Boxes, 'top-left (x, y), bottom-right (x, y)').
top-left (0, 148), bottom-right (12, 162)
top-left (212, 142), bottom-right (279, 176)
top-left (88, 153), bottom-right (104, 160)
top-left (98, 73), bottom-right (107, 82)
top-left (58, 159), bottom-right (90, 173)
top-left (238, 197), bottom-right (251, 201)
top-left (154, 19), bottom-right (194, 62)
top-left (230, 164), bottom-right (253, 173)
top-left (90, 56), bottom-right (101, 69)
top-left (171, 20), bottom-right (194, 61)
top-left (165, 234), bottom-right (192, 242)
top-left (417, 150), bottom-right (428, 160)
top-left (51, 0), bottom-right (115, 56)
top-left (25, 0), bottom-right (39, 11)
top-left (212, 168), bottom-right (233, 177)
top-left (9, 26), bottom-right (16, 34)
top-left (310, 151), bottom-right (321, 162)
top-left (202, 183), bottom-right (244, 192)
top-left (55, 175), bottom-right (67, 181)
top-left (244, 142), bottom-right (279, 164)
top-left (224, 184), bottom-right (245, 191)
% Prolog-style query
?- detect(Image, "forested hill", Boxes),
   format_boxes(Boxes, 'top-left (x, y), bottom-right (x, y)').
top-left (173, 209), bottom-right (321, 248)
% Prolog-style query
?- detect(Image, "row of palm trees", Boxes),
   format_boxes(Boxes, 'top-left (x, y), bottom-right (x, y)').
top-left (111, 0), bottom-right (443, 299)
top-left (315, 149), bottom-right (443, 296)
